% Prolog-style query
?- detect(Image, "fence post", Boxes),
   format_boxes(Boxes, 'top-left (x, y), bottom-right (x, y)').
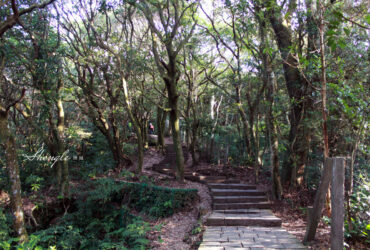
top-left (304, 158), bottom-right (333, 243)
top-left (331, 157), bottom-right (345, 250)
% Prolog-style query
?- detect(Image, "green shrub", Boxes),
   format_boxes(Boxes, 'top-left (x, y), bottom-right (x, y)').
top-left (0, 208), bottom-right (11, 242)
top-left (122, 143), bottom-right (136, 156)
top-left (0, 162), bottom-right (7, 191)
top-left (25, 175), bottom-right (45, 193)
top-left (2, 178), bottom-right (198, 249)
top-left (88, 178), bottom-right (198, 218)
top-left (345, 173), bottom-right (370, 244)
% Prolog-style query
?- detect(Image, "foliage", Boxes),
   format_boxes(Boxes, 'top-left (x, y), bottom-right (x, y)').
top-left (1, 214), bottom-right (150, 250)
top-left (84, 131), bottom-right (116, 170)
top-left (25, 175), bottom-right (45, 193)
top-left (345, 173), bottom-right (370, 243)
top-left (0, 165), bottom-right (7, 191)
top-left (9, 177), bottom-right (197, 249)
top-left (88, 178), bottom-right (198, 218)
top-left (1, 179), bottom-right (157, 249)
top-left (0, 208), bottom-right (11, 242)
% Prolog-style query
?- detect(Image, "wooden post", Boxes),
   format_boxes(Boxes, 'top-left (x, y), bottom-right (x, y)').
top-left (331, 157), bottom-right (345, 250)
top-left (306, 206), bottom-right (313, 227)
top-left (304, 158), bottom-right (333, 243)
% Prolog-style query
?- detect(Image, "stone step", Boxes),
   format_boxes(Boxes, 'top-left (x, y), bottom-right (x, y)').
top-left (206, 217), bottom-right (282, 227)
top-left (206, 179), bottom-right (240, 184)
top-left (214, 202), bottom-right (270, 210)
top-left (199, 226), bottom-right (307, 250)
top-left (159, 168), bottom-right (173, 173)
top-left (214, 209), bottom-right (271, 214)
top-left (185, 175), bottom-right (240, 184)
top-left (211, 189), bottom-right (265, 196)
top-left (213, 196), bottom-right (267, 203)
top-left (208, 183), bottom-right (256, 190)
top-left (206, 209), bottom-right (282, 227)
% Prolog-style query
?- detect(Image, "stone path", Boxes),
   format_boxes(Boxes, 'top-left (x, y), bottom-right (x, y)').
top-left (149, 142), bottom-right (306, 249)
top-left (200, 226), bottom-right (306, 249)
top-left (199, 182), bottom-right (307, 249)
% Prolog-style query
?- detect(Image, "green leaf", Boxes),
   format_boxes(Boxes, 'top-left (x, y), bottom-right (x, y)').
top-left (344, 27), bottom-right (350, 36)
top-left (365, 14), bottom-right (370, 25)
top-left (326, 29), bottom-right (336, 36)
top-left (327, 38), bottom-right (337, 51)
top-left (338, 39), bottom-right (346, 49)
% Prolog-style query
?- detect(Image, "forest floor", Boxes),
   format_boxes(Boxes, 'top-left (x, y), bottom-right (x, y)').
top-left (2, 140), bottom-right (366, 249)
top-left (135, 142), bottom-right (336, 250)
top-left (137, 145), bottom-right (213, 250)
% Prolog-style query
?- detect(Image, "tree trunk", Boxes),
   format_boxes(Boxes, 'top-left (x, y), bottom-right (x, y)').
top-left (0, 109), bottom-right (28, 243)
top-left (304, 158), bottom-right (332, 243)
top-left (256, 5), bottom-right (283, 198)
top-left (120, 77), bottom-right (144, 173)
top-left (268, 2), bottom-right (310, 188)
top-left (156, 107), bottom-right (166, 152)
top-left (237, 106), bottom-right (252, 167)
top-left (318, 0), bottom-right (331, 216)
top-left (248, 111), bottom-right (259, 183)
top-left (55, 80), bottom-right (69, 197)
top-left (210, 96), bottom-right (223, 161)
top-left (90, 114), bottom-right (131, 169)
top-left (165, 76), bottom-right (185, 182)
top-left (266, 74), bottom-right (283, 200)
top-left (190, 115), bottom-right (199, 166)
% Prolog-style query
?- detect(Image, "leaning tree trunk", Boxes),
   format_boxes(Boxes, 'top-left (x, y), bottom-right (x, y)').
top-left (93, 120), bottom-right (131, 169)
top-left (0, 109), bottom-right (28, 243)
top-left (120, 76), bottom-right (144, 173)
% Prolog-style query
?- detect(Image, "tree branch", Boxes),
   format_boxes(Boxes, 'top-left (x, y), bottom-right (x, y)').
top-left (0, 0), bottom-right (56, 37)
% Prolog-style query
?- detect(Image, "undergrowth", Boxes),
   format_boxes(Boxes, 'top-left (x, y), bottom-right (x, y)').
top-left (0, 177), bottom-right (198, 249)
top-left (88, 178), bottom-right (199, 218)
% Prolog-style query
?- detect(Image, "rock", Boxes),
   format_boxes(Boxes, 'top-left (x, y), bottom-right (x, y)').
top-left (147, 134), bottom-right (158, 146)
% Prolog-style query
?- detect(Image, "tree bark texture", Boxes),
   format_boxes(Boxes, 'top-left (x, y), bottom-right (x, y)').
top-left (0, 109), bottom-right (28, 242)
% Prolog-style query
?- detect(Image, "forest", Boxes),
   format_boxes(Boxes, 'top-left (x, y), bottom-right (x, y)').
top-left (0, 0), bottom-right (369, 249)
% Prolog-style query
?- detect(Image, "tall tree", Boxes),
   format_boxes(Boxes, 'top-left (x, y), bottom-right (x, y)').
top-left (133, 0), bottom-right (199, 181)
top-left (201, 1), bottom-right (267, 182)
top-left (253, 1), bottom-right (283, 199)
top-left (180, 42), bottom-right (211, 166)
top-left (0, 0), bottom-right (56, 37)
top-left (267, 0), bottom-right (313, 187)
top-left (0, 0), bottom-right (57, 242)
top-left (11, 7), bottom-right (70, 196)
top-left (0, 87), bottom-right (28, 242)
top-left (60, 0), bottom-right (137, 170)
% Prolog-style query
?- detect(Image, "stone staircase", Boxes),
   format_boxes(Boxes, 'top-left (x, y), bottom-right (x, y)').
top-left (206, 183), bottom-right (282, 227)
top-left (198, 182), bottom-right (307, 249)
top-left (149, 142), bottom-right (306, 249)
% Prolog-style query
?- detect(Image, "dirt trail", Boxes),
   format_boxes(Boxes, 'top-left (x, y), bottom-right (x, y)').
top-left (143, 139), bottom-right (212, 250)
